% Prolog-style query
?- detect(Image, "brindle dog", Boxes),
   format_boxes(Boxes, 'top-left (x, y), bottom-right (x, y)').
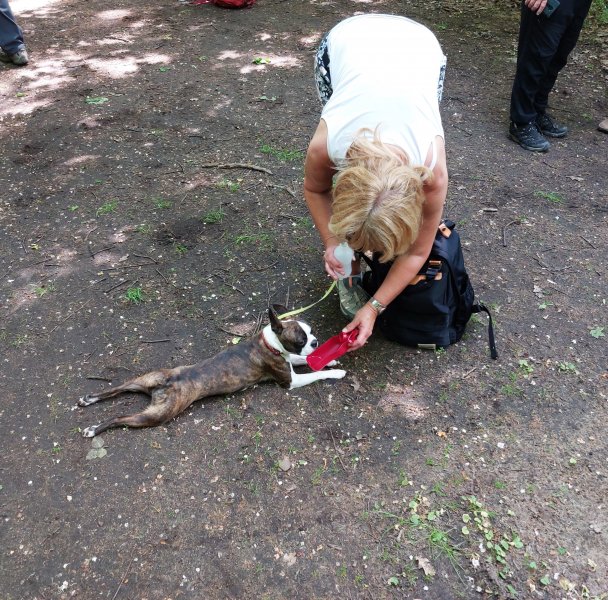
top-left (79, 305), bottom-right (345, 437)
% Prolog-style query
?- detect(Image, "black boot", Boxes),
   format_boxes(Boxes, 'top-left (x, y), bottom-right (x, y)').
top-left (536, 113), bottom-right (568, 138)
top-left (509, 121), bottom-right (550, 152)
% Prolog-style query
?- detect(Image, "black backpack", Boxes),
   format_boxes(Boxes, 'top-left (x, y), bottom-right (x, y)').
top-left (361, 220), bottom-right (497, 358)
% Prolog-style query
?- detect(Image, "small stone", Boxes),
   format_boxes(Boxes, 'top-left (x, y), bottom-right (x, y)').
top-left (278, 457), bottom-right (292, 472)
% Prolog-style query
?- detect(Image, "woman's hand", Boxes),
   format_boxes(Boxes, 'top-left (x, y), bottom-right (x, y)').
top-left (343, 303), bottom-right (378, 351)
top-left (323, 243), bottom-right (344, 279)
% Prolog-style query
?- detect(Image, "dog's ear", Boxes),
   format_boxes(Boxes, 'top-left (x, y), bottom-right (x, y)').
top-left (268, 305), bottom-right (284, 335)
top-left (271, 303), bottom-right (289, 316)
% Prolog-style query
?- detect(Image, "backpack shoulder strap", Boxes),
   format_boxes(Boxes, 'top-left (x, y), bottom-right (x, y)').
top-left (472, 302), bottom-right (498, 360)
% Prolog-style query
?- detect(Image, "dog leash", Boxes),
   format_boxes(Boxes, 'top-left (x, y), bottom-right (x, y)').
top-left (278, 280), bottom-right (336, 319)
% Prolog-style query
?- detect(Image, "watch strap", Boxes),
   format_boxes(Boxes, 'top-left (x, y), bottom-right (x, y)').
top-left (369, 297), bottom-right (386, 314)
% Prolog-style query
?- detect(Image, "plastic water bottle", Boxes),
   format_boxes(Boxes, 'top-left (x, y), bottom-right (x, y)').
top-left (333, 242), bottom-right (354, 278)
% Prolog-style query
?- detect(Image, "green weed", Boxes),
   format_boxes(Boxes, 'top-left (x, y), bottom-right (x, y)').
top-left (234, 232), bottom-right (272, 248)
top-left (557, 361), bottom-right (578, 374)
top-left (202, 206), bottom-right (225, 224)
top-left (534, 190), bottom-right (563, 203)
top-left (96, 201), bottom-right (118, 216)
top-left (216, 178), bottom-right (241, 192)
top-left (33, 283), bottom-right (55, 298)
top-left (125, 287), bottom-right (144, 304)
top-left (154, 198), bottom-right (172, 209)
top-left (590, 326), bottom-right (605, 338)
top-left (260, 143), bottom-right (304, 162)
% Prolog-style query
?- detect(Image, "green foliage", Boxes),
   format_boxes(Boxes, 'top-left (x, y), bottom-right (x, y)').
top-left (125, 287), bottom-right (144, 303)
top-left (589, 0), bottom-right (608, 24)
top-left (260, 143), bottom-right (304, 162)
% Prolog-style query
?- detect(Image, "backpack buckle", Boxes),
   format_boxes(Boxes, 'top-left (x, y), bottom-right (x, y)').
top-left (438, 222), bottom-right (452, 238)
top-left (424, 259), bottom-right (442, 281)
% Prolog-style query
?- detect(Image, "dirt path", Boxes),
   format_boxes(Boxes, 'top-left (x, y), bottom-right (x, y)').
top-left (1, 0), bottom-right (606, 598)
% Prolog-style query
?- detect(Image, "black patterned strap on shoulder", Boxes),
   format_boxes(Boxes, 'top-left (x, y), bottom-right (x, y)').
top-left (357, 251), bottom-right (372, 268)
top-left (473, 303), bottom-right (498, 360)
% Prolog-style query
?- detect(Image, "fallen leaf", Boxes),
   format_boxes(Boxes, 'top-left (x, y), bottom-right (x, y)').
top-left (559, 577), bottom-right (575, 591)
top-left (416, 556), bottom-right (435, 577)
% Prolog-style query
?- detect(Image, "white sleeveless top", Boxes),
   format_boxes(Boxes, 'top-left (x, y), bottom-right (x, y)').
top-left (321, 14), bottom-right (445, 169)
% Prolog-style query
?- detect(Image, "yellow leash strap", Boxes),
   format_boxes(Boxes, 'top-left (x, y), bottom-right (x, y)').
top-left (278, 280), bottom-right (336, 319)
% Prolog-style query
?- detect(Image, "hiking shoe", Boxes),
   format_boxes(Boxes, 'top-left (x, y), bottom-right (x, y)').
top-left (509, 121), bottom-right (550, 152)
top-left (536, 113), bottom-right (568, 138)
top-left (337, 275), bottom-right (370, 320)
top-left (0, 47), bottom-right (29, 66)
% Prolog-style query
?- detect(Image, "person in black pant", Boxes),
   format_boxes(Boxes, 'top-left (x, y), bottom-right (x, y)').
top-left (0, 0), bottom-right (28, 66)
top-left (509, 0), bottom-right (592, 152)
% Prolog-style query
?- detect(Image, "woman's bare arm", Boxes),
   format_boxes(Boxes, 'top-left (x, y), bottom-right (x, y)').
top-left (303, 120), bottom-right (346, 277)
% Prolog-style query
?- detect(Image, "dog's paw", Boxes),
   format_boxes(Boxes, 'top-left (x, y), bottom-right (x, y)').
top-left (327, 369), bottom-right (346, 379)
top-left (325, 360), bottom-right (339, 367)
top-left (78, 394), bottom-right (98, 407)
top-left (82, 426), bottom-right (98, 438)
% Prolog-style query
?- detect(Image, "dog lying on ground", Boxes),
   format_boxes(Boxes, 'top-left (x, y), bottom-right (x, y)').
top-left (78, 305), bottom-right (346, 437)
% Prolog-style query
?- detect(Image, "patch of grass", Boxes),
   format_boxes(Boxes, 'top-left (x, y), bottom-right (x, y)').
top-left (135, 223), bottom-right (151, 234)
top-left (33, 283), bottom-right (55, 297)
top-left (96, 200), bottom-right (118, 216)
top-left (234, 231), bottom-right (272, 249)
top-left (260, 143), bottom-right (304, 162)
top-left (534, 190), bottom-right (563, 203)
top-left (590, 0), bottom-right (608, 24)
top-left (154, 198), bottom-right (172, 209)
top-left (462, 495), bottom-right (524, 582)
top-left (500, 383), bottom-right (522, 397)
top-left (174, 243), bottom-right (188, 256)
top-left (295, 216), bottom-right (314, 229)
top-left (202, 206), bottom-right (225, 224)
top-left (125, 287), bottom-right (144, 304)
top-left (311, 464), bottom-right (326, 486)
top-left (11, 334), bottom-right (28, 347)
top-left (216, 178), bottom-right (241, 192)
top-left (557, 361), bottom-right (578, 374)
top-left (518, 359), bottom-right (534, 376)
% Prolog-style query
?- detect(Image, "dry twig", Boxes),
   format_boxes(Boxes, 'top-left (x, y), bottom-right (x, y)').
top-left (199, 162), bottom-right (273, 175)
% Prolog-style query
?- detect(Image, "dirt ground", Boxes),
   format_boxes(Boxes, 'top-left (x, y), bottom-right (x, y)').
top-left (1, 0), bottom-right (607, 598)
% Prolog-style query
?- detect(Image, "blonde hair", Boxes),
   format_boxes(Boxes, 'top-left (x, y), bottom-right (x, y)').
top-left (329, 130), bottom-right (432, 263)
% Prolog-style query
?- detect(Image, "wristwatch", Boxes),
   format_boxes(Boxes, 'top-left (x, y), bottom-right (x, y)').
top-left (369, 297), bottom-right (387, 315)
